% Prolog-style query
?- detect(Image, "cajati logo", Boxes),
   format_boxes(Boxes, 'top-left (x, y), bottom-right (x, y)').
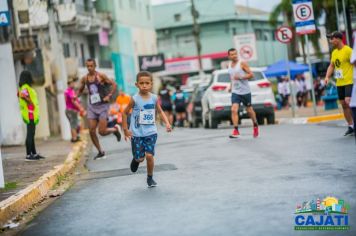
top-left (294, 196), bottom-right (350, 231)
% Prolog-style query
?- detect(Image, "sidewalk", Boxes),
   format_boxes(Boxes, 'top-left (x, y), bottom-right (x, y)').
top-left (276, 105), bottom-right (343, 119)
top-left (0, 137), bottom-right (72, 201)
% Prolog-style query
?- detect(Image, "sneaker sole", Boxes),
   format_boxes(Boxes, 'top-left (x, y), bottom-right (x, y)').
top-left (229, 135), bottom-right (239, 139)
top-left (148, 184), bottom-right (157, 188)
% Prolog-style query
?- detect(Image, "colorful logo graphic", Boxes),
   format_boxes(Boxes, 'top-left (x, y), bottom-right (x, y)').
top-left (294, 197), bottom-right (350, 231)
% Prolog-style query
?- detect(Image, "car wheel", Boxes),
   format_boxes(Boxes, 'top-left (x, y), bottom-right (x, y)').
top-left (267, 113), bottom-right (275, 125)
top-left (257, 116), bottom-right (265, 125)
top-left (193, 118), bottom-right (200, 128)
top-left (209, 111), bottom-right (218, 129)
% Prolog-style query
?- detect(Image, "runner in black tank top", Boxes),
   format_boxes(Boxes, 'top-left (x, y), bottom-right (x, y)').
top-left (158, 84), bottom-right (174, 125)
top-left (77, 59), bottom-right (121, 159)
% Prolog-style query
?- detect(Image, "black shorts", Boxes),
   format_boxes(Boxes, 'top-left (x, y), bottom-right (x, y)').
top-left (337, 84), bottom-right (353, 100)
top-left (175, 105), bottom-right (186, 113)
top-left (161, 103), bottom-right (173, 112)
top-left (231, 93), bottom-right (252, 107)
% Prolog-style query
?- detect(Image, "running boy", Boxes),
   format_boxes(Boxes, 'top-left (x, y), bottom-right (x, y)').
top-left (122, 71), bottom-right (172, 187)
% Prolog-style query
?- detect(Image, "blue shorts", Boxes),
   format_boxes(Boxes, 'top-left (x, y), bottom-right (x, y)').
top-left (131, 134), bottom-right (158, 160)
top-left (231, 93), bottom-right (252, 107)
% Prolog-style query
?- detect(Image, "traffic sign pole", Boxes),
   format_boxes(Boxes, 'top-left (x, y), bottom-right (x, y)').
top-left (0, 147), bottom-right (4, 188)
top-left (276, 26), bottom-right (296, 117)
top-left (293, 0), bottom-right (317, 116)
top-left (285, 49), bottom-right (296, 118)
top-left (305, 34), bottom-right (317, 116)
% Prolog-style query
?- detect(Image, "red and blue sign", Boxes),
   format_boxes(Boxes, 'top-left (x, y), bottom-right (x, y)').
top-left (292, 0), bottom-right (316, 35)
top-left (0, 11), bottom-right (10, 26)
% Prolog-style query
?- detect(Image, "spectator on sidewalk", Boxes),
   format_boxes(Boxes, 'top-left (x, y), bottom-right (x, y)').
top-left (18, 71), bottom-right (45, 161)
top-left (65, 77), bottom-right (86, 143)
top-left (314, 78), bottom-right (325, 105)
top-left (278, 77), bottom-right (291, 108)
top-left (295, 74), bottom-right (307, 107)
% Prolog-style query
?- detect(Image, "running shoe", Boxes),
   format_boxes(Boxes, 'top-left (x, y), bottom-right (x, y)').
top-left (344, 127), bottom-right (354, 136)
top-left (147, 177), bottom-right (157, 187)
top-left (130, 158), bottom-right (140, 172)
top-left (229, 128), bottom-right (240, 138)
top-left (94, 151), bottom-right (105, 160)
top-left (253, 126), bottom-right (259, 138)
top-left (34, 154), bottom-right (46, 159)
top-left (71, 138), bottom-right (80, 143)
top-left (25, 154), bottom-right (39, 161)
top-left (113, 124), bottom-right (122, 142)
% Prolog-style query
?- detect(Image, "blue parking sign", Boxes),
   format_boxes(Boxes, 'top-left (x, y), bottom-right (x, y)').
top-left (0, 11), bottom-right (10, 26)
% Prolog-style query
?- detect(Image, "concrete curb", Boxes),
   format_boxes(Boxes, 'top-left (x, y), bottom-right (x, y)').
top-left (306, 113), bottom-right (344, 123)
top-left (0, 134), bottom-right (88, 227)
top-left (277, 113), bottom-right (344, 125)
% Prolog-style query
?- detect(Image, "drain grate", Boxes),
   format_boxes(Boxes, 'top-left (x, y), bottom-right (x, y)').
top-left (78, 164), bottom-right (177, 181)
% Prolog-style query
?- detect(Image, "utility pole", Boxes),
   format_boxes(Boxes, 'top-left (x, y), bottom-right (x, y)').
top-left (190, 0), bottom-right (204, 76)
top-left (48, 0), bottom-right (71, 140)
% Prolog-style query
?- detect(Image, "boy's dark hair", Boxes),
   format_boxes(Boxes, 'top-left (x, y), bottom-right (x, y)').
top-left (19, 70), bottom-right (34, 87)
top-left (86, 58), bottom-right (96, 65)
top-left (227, 48), bottom-right (237, 55)
top-left (136, 71), bottom-right (153, 82)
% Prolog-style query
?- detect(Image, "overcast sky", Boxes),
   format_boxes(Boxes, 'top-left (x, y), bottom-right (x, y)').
top-left (151, 0), bottom-right (282, 12)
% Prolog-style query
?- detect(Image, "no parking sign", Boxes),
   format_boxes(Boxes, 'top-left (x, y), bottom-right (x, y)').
top-left (233, 33), bottom-right (258, 62)
top-left (292, 0), bottom-right (316, 35)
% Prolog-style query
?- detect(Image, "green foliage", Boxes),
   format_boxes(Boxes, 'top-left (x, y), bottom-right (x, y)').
top-left (0, 182), bottom-right (18, 191)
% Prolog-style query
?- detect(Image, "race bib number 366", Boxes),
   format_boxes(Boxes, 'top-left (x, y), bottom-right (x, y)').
top-left (139, 109), bottom-right (155, 125)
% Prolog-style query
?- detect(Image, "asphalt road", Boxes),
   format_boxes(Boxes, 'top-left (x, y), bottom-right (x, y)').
top-left (21, 122), bottom-right (356, 236)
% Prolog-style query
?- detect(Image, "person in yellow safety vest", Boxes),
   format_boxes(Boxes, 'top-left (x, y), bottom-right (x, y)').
top-left (18, 71), bottom-right (45, 161)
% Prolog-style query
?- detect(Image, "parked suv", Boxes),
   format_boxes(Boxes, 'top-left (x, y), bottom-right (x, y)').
top-left (201, 68), bottom-right (276, 129)
top-left (187, 83), bottom-right (210, 128)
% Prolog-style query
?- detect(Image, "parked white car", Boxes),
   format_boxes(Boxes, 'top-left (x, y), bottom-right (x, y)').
top-left (201, 68), bottom-right (276, 129)
top-left (186, 74), bottom-right (212, 88)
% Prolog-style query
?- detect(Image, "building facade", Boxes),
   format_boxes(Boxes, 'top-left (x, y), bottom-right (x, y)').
top-left (153, 0), bottom-right (287, 79)
top-left (96, 0), bottom-right (157, 94)
top-left (0, 0), bottom-right (113, 144)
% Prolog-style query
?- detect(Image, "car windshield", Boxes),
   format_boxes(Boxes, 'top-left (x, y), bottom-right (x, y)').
top-left (217, 71), bottom-right (264, 83)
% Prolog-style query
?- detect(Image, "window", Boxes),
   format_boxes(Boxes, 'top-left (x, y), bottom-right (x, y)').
top-left (232, 27), bottom-right (237, 36)
top-left (176, 34), bottom-right (194, 48)
top-left (146, 5), bottom-right (151, 20)
top-left (63, 43), bottom-right (70, 58)
top-left (129, 0), bottom-right (136, 10)
top-left (89, 45), bottom-right (96, 59)
top-left (249, 72), bottom-right (264, 81)
top-left (158, 38), bottom-right (172, 50)
top-left (217, 73), bottom-right (231, 83)
top-left (74, 42), bottom-right (78, 57)
top-left (255, 29), bottom-right (263, 40)
top-left (80, 44), bottom-right (85, 67)
top-left (174, 14), bottom-right (181, 22)
top-left (119, 0), bottom-right (123, 9)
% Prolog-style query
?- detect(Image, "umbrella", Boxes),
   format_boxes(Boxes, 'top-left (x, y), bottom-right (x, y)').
top-left (263, 60), bottom-right (309, 79)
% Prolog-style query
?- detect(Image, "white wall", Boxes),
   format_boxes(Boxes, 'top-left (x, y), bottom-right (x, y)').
top-left (132, 27), bottom-right (158, 72)
top-left (0, 43), bottom-right (25, 145)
